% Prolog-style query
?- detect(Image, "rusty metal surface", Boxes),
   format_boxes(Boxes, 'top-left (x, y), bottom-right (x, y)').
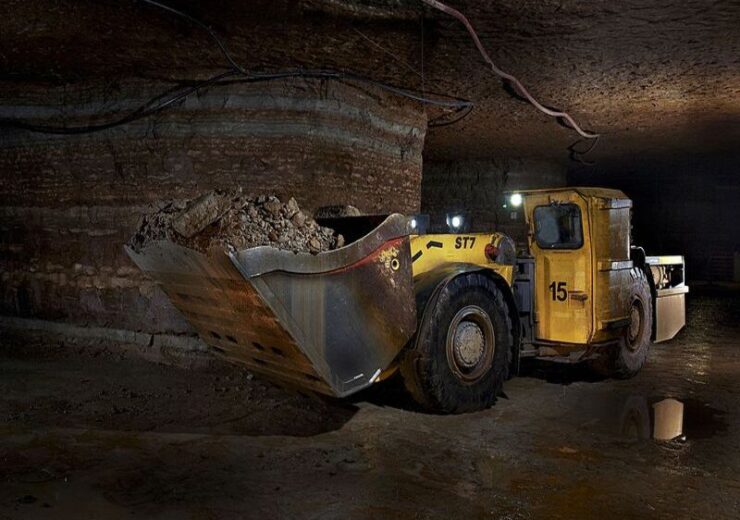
top-left (125, 214), bottom-right (417, 397)
top-left (232, 214), bottom-right (413, 276)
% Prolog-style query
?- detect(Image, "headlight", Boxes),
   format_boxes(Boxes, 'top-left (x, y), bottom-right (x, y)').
top-left (445, 213), bottom-right (465, 231)
top-left (509, 193), bottom-right (523, 207)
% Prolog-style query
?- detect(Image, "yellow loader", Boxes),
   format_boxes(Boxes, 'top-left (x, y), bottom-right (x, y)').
top-left (127, 188), bottom-right (687, 413)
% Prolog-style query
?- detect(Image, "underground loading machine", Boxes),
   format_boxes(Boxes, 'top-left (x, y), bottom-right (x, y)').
top-left (127, 188), bottom-right (687, 413)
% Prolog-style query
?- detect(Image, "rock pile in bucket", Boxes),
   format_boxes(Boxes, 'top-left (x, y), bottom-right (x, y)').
top-left (129, 189), bottom-right (345, 254)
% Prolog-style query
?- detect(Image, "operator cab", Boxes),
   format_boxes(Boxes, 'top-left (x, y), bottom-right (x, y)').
top-left (510, 188), bottom-right (685, 363)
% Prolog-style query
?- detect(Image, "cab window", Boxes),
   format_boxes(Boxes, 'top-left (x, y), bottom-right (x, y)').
top-left (534, 204), bottom-right (583, 249)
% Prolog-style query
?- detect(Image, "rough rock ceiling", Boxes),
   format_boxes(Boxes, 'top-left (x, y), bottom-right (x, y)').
top-left (420, 0), bottom-right (740, 163)
top-left (2, 0), bottom-right (738, 164)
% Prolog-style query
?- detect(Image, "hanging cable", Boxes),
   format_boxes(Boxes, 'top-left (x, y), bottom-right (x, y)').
top-left (140, 0), bottom-right (247, 75)
top-left (0, 70), bottom-right (472, 135)
top-left (428, 103), bottom-right (474, 127)
top-left (140, 0), bottom-right (470, 109)
top-left (1, 0), bottom-right (474, 135)
top-left (420, 0), bottom-right (599, 140)
top-left (568, 136), bottom-right (600, 165)
top-left (1, 71), bottom-right (237, 135)
top-left (139, 0), bottom-right (473, 112)
top-left (244, 69), bottom-right (472, 109)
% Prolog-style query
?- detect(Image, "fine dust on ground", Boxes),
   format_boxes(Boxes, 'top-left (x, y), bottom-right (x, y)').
top-left (1, 286), bottom-right (739, 519)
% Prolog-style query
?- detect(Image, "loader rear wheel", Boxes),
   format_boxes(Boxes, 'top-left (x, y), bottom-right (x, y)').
top-left (400, 273), bottom-right (512, 414)
top-left (590, 268), bottom-right (653, 378)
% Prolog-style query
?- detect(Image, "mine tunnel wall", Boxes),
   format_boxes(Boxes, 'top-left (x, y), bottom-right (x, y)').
top-left (421, 158), bottom-right (566, 239)
top-left (0, 79), bottom-right (427, 337)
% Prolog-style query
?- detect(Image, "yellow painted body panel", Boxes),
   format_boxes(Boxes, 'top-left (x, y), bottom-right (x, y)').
top-left (406, 187), bottom-right (684, 352)
top-left (523, 188), bottom-right (633, 346)
top-left (409, 233), bottom-right (514, 285)
top-left (523, 191), bottom-right (594, 344)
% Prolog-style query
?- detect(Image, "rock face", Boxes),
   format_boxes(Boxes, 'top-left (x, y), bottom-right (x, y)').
top-left (422, 158), bottom-right (566, 237)
top-left (130, 190), bottom-right (343, 255)
top-left (0, 78), bottom-right (425, 336)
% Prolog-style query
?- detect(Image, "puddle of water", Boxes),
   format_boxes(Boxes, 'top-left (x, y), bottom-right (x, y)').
top-left (576, 393), bottom-right (729, 442)
top-left (679, 398), bottom-right (729, 439)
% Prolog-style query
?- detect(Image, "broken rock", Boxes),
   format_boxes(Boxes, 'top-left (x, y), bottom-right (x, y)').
top-left (130, 189), bottom-right (344, 255)
top-left (172, 191), bottom-right (230, 239)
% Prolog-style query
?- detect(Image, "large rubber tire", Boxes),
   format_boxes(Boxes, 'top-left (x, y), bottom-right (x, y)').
top-left (591, 268), bottom-right (653, 378)
top-left (400, 273), bottom-right (513, 414)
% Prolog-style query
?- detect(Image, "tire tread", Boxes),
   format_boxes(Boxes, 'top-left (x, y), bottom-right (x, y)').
top-left (400, 273), bottom-right (513, 413)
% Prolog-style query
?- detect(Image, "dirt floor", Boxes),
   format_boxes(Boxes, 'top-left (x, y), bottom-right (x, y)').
top-left (1, 286), bottom-right (738, 519)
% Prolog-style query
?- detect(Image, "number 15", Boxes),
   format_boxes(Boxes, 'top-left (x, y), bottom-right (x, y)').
top-left (548, 281), bottom-right (567, 302)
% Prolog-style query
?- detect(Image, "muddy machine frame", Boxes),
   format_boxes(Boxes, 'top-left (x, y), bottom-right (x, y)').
top-left (510, 188), bottom-right (687, 359)
top-left (128, 188), bottom-right (688, 413)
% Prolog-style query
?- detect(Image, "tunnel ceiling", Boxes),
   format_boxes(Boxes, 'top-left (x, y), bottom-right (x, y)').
top-left (2, 0), bottom-right (738, 165)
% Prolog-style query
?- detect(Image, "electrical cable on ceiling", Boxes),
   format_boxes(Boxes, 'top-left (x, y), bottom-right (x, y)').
top-left (140, 0), bottom-right (247, 75)
top-left (428, 103), bottom-right (474, 127)
top-left (3, 71), bottom-right (237, 135)
top-left (420, 0), bottom-right (599, 140)
top-left (143, 0), bottom-right (472, 111)
top-left (0, 70), bottom-right (472, 134)
top-left (246, 69), bottom-right (471, 108)
top-left (1, 0), bottom-right (473, 135)
top-left (568, 136), bottom-right (600, 165)
top-left (353, 27), bottom-right (423, 79)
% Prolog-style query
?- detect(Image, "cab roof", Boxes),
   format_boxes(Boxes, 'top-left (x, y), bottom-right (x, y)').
top-left (510, 187), bottom-right (628, 200)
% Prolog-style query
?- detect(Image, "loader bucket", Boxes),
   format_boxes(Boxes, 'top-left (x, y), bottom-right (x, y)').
top-left (125, 213), bottom-right (417, 397)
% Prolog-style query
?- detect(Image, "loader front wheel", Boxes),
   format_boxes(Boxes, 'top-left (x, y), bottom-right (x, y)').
top-left (400, 273), bottom-right (512, 414)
